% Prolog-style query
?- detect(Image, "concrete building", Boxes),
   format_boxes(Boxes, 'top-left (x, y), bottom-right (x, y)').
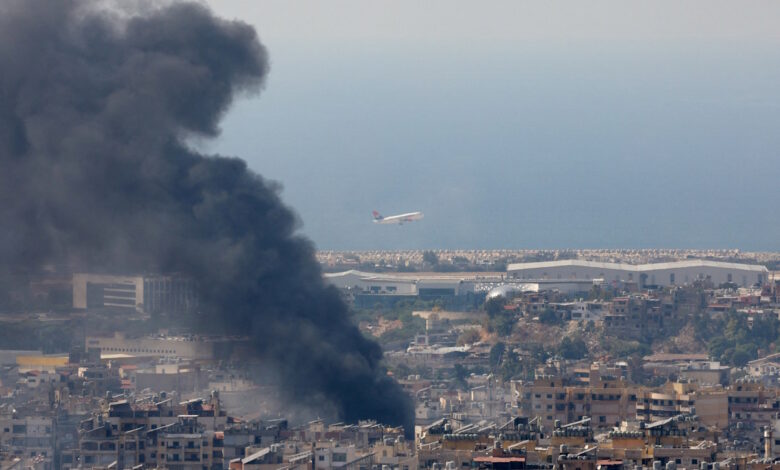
top-left (324, 270), bottom-right (484, 309)
top-left (514, 375), bottom-right (638, 430)
top-left (72, 273), bottom-right (197, 314)
top-left (324, 270), bottom-right (477, 297)
top-left (156, 416), bottom-right (223, 470)
top-left (507, 259), bottom-right (768, 287)
top-left (0, 415), bottom-right (54, 468)
top-left (85, 333), bottom-right (214, 360)
top-left (60, 395), bottom-right (227, 469)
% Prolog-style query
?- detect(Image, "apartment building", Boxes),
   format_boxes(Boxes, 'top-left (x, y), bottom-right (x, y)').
top-left (0, 414), bottom-right (54, 469)
top-left (60, 394), bottom-right (227, 469)
top-left (157, 416), bottom-right (223, 470)
top-left (514, 375), bottom-right (638, 429)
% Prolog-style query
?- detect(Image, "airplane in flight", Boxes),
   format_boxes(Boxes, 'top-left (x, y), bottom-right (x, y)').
top-left (372, 210), bottom-right (424, 225)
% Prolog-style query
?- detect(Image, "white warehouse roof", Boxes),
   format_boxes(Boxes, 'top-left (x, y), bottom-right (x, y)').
top-left (507, 259), bottom-right (767, 273)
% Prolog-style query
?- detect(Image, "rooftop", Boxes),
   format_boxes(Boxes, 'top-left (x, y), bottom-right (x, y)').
top-left (507, 259), bottom-right (768, 273)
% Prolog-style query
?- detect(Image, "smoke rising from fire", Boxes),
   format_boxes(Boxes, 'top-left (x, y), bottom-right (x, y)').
top-left (0, 0), bottom-right (412, 431)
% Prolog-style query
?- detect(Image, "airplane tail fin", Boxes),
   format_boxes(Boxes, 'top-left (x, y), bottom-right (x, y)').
top-left (372, 210), bottom-right (383, 220)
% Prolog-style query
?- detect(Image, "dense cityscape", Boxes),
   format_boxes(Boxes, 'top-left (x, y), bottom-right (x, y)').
top-left (2, 249), bottom-right (780, 469)
top-left (3, 0), bottom-right (780, 469)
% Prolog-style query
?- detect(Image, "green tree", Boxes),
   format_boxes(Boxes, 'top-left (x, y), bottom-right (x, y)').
top-left (538, 307), bottom-right (560, 325)
top-left (732, 347), bottom-right (753, 367)
top-left (557, 337), bottom-right (588, 360)
top-left (485, 297), bottom-right (507, 318)
top-left (490, 342), bottom-right (507, 368)
top-left (499, 348), bottom-right (523, 381)
top-left (490, 314), bottom-right (515, 336)
top-left (705, 311), bottom-right (780, 366)
top-left (453, 364), bottom-right (469, 389)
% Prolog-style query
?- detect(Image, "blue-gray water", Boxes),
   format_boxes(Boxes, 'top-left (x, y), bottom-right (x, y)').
top-left (209, 42), bottom-right (780, 250)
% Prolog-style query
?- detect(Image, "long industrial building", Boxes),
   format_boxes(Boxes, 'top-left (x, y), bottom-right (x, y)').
top-left (323, 270), bottom-right (490, 297)
top-left (506, 259), bottom-right (768, 287)
top-left (85, 333), bottom-right (214, 359)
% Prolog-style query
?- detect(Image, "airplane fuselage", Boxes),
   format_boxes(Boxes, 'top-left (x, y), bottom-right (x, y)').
top-left (373, 211), bottom-right (424, 225)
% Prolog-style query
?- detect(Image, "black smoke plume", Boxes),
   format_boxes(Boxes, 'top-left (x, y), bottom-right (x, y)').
top-left (0, 0), bottom-right (412, 432)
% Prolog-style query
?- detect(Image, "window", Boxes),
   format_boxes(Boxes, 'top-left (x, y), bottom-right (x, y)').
top-left (333, 453), bottom-right (347, 462)
top-left (319, 456), bottom-right (325, 461)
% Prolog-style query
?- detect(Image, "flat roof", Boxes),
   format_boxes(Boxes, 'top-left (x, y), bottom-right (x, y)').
top-left (643, 353), bottom-right (709, 362)
top-left (473, 456), bottom-right (526, 463)
top-left (507, 259), bottom-right (768, 273)
top-left (324, 269), bottom-right (503, 282)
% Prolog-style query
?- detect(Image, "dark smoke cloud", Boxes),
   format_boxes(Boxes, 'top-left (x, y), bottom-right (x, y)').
top-left (0, 0), bottom-right (412, 432)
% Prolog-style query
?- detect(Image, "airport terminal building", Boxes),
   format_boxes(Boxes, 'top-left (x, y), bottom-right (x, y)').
top-left (506, 259), bottom-right (768, 287)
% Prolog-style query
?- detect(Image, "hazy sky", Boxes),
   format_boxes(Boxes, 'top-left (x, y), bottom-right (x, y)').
top-left (202, 1), bottom-right (780, 250)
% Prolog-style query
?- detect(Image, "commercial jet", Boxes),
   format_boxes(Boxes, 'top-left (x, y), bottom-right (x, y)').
top-left (372, 210), bottom-right (424, 225)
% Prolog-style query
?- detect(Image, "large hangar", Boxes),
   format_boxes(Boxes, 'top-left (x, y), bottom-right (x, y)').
top-left (506, 259), bottom-right (768, 287)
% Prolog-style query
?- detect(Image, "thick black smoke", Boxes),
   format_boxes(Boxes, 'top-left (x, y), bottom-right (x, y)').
top-left (0, 0), bottom-right (412, 432)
